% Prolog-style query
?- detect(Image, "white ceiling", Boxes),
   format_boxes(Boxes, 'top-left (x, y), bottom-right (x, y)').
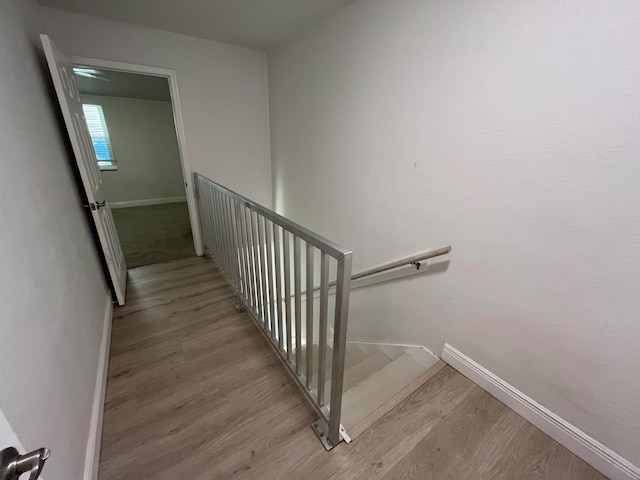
top-left (38, 0), bottom-right (356, 50)
top-left (75, 68), bottom-right (171, 101)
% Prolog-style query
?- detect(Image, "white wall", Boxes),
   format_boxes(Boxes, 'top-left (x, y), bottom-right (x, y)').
top-left (268, 0), bottom-right (640, 468)
top-left (41, 7), bottom-right (273, 207)
top-left (82, 94), bottom-right (186, 204)
top-left (0, 1), bottom-right (110, 478)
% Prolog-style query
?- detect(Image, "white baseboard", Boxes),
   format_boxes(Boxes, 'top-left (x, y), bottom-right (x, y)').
top-left (83, 293), bottom-right (114, 480)
top-left (442, 344), bottom-right (640, 480)
top-left (109, 196), bottom-right (186, 209)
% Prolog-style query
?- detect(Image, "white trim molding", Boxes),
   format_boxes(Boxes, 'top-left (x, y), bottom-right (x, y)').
top-left (442, 343), bottom-right (640, 480)
top-left (109, 196), bottom-right (186, 209)
top-left (83, 293), bottom-right (114, 480)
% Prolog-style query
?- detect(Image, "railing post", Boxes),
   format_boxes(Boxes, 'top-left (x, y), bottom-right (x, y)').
top-left (327, 252), bottom-right (352, 447)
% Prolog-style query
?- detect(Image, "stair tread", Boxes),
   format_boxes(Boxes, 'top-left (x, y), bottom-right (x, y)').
top-left (345, 359), bottom-right (447, 440)
top-left (324, 350), bottom-right (392, 403)
top-left (298, 344), bottom-right (332, 381)
top-left (344, 346), bottom-right (368, 368)
top-left (297, 344), bottom-right (368, 387)
top-left (340, 353), bottom-right (427, 431)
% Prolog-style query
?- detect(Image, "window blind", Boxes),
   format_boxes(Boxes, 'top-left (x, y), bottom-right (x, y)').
top-left (82, 104), bottom-right (116, 168)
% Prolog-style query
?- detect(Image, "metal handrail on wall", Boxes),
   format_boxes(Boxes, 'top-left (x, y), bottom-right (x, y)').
top-left (194, 173), bottom-right (352, 450)
top-left (350, 246), bottom-right (451, 281)
top-left (317, 246), bottom-right (452, 292)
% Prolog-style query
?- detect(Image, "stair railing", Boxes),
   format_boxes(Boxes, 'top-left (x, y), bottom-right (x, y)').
top-left (194, 173), bottom-right (352, 450)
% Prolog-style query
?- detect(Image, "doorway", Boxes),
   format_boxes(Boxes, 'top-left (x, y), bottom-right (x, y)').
top-left (73, 64), bottom-right (198, 268)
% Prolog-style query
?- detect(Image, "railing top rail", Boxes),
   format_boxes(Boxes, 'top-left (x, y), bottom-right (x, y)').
top-left (195, 173), bottom-right (352, 259)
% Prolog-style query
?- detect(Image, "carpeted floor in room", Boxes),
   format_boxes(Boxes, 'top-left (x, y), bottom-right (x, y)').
top-left (112, 202), bottom-right (195, 268)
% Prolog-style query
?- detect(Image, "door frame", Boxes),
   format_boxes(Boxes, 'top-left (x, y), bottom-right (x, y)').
top-left (68, 55), bottom-right (204, 256)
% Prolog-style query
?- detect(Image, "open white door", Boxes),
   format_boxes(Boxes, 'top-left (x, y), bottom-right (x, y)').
top-left (40, 34), bottom-right (127, 305)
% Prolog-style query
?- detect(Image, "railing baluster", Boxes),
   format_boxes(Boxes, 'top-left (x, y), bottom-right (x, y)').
top-left (216, 190), bottom-right (228, 276)
top-left (221, 193), bottom-right (230, 269)
top-left (205, 184), bottom-right (215, 259)
top-left (257, 214), bottom-right (270, 331)
top-left (283, 231), bottom-right (293, 361)
top-left (227, 195), bottom-right (240, 289)
top-left (195, 179), bottom-right (207, 255)
top-left (294, 236), bottom-right (302, 375)
top-left (265, 219), bottom-right (276, 338)
top-left (247, 207), bottom-right (261, 317)
top-left (317, 252), bottom-right (329, 406)
top-left (225, 194), bottom-right (236, 283)
top-left (306, 243), bottom-right (314, 390)
top-left (209, 189), bottom-right (224, 260)
top-left (273, 223), bottom-right (284, 351)
top-left (212, 188), bottom-right (222, 262)
top-left (200, 181), bottom-right (209, 256)
top-left (213, 190), bottom-right (222, 265)
top-left (229, 198), bottom-right (241, 291)
top-left (197, 180), bottom-right (207, 255)
top-left (250, 209), bottom-right (262, 325)
top-left (240, 204), bottom-right (255, 311)
top-left (234, 201), bottom-right (249, 301)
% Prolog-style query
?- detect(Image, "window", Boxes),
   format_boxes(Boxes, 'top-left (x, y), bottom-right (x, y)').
top-left (82, 104), bottom-right (117, 170)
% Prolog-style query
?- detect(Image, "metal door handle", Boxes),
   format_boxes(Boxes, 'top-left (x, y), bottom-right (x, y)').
top-left (0, 447), bottom-right (50, 480)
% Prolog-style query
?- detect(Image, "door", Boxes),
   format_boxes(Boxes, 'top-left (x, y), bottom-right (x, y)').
top-left (40, 34), bottom-right (127, 305)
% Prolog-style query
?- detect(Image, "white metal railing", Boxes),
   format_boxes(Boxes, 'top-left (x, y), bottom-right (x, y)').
top-left (194, 173), bottom-right (352, 450)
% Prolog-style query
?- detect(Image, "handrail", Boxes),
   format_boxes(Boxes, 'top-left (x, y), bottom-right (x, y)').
top-left (350, 246), bottom-right (452, 282)
top-left (315, 246), bottom-right (452, 291)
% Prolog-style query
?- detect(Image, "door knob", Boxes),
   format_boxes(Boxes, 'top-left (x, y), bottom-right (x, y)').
top-left (0, 447), bottom-right (50, 480)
